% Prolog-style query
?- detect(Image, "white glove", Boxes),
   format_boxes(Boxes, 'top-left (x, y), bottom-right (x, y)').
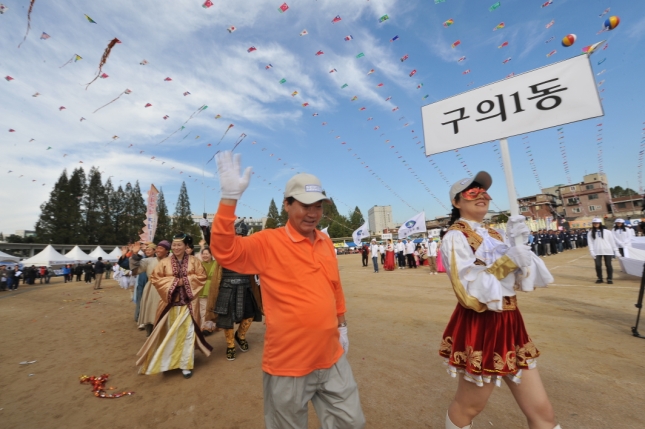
top-left (506, 215), bottom-right (526, 229)
top-left (215, 151), bottom-right (252, 200)
top-left (506, 222), bottom-right (531, 245)
top-left (199, 218), bottom-right (210, 228)
top-left (505, 245), bottom-right (532, 268)
top-left (338, 326), bottom-right (349, 354)
top-left (614, 250), bottom-right (620, 258)
top-left (591, 254), bottom-right (596, 259)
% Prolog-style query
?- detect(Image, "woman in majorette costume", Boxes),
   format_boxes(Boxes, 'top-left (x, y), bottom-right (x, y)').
top-left (438, 172), bottom-right (562, 429)
top-left (383, 239), bottom-right (396, 271)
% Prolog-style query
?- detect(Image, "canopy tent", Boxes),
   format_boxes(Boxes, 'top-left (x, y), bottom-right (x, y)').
top-left (0, 250), bottom-right (20, 263)
top-left (108, 246), bottom-right (122, 260)
top-left (618, 246), bottom-right (645, 277)
top-left (88, 246), bottom-right (117, 262)
top-left (65, 245), bottom-right (93, 263)
top-left (21, 245), bottom-right (75, 267)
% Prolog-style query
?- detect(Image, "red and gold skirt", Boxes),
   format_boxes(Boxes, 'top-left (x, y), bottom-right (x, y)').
top-left (438, 297), bottom-right (539, 387)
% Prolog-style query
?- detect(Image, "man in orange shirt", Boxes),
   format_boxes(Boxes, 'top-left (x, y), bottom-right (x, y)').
top-left (210, 151), bottom-right (365, 429)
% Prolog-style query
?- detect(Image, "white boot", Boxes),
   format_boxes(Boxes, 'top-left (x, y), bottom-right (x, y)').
top-left (446, 412), bottom-right (472, 429)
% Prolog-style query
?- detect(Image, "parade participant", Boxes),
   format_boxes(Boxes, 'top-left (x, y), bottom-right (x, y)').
top-left (131, 241), bottom-right (171, 336)
top-left (588, 218), bottom-right (619, 284)
top-left (395, 239), bottom-right (406, 268)
top-left (210, 151), bottom-right (365, 429)
top-left (438, 172), bottom-right (559, 429)
top-left (360, 244), bottom-right (368, 267)
top-left (384, 239), bottom-right (396, 271)
top-left (379, 242), bottom-right (385, 265)
top-left (197, 241), bottom-right (219, 336)
top-left (428, 239), bottom-right (438, 275)
top-left (370, 239), bottom-right (380, 273)
top-left (132, 243), bottom-right (156, 323)
top-left (136, 233), bottom-right (210, 379)
top-left (612, 219), bottom-right (632, 257)
top-left (199, 220), bottom-right (263, 361)
top-left (405, 239), bottom-right (416, 269)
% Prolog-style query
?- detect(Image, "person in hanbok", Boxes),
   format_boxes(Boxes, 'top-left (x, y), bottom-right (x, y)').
top-left (197, 241), bottom-right (219, 335)
top-left (383, 239), bottom-right (396, 271)
top-left (131, 240), bottom-right (171, 335)
top-left (438, 172), bottom-right (561, 429)
top-left (136, 233), bottom-right (211, 379)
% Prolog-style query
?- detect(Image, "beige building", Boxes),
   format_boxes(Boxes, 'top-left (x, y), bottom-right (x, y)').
top-left (368, 205), bottom-right (395, 236)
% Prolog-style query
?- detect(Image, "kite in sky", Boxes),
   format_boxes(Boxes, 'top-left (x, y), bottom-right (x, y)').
top-left (390, 35), bottom-right (399, 42)
top-left (86, 38), bottom-right (121, 89)
top-left (215, 114), bottom-right (221, 119)
top-left (502, 57), bottom-right (511, 64)
top-left (541, 1), bottom-right (553, 7)
top-left (377, 83), bottom-right (384, 87)
top-left (302, 103), bottom-right (309, 107)
top-left (489, 2), bottom-right (501, 11)
top-left (279, 78), bottom-right (286, 84)
top-left (506, 72), bottom-right (515, 78)
top-left (462, 69), bottom-right (471, 74)
top-left (344, 35), bottom-right (353, 41)
top-left (40, 32), bottom-right (50, 40)
top-left (400, 54), bottom-right (409, 62)
top-left (423, 95), bottom-right (429, 99)
top-left (291, 91), bottom-right (298, 96)
top-left (451, 40), bottom-right (461, 48)
top-left (367, 69), bottom-right (375, 75)
top-left (315, 50), bottom-right (324, 56)
top-left (498, 41), bottom-right (508, 48)
top-left (164, 77), bottom-right (172, 81)
top-left (351, 96), bottom-right (358, 101)
top-left (5, 76), bottom-right (14, 81)
top-left (59, 54), bottom-right (82, 68)
top-left (329, 68), bottom-right (337, 73)
top-left (299, 29), bottom-right (308, 36)
top-left (203, 0), bottom-right (213, 8)
top-left (599, 8), bottom-right (610, 17)
top-left (99, 73), bottom-right (109, 79)
top-left (546, 20), bottom-right (555, 29)
top-left (546, 50), bottom-right (557, 57)
top-left (84, 14), bottom-right (96, 23)
top-left (140, 59), bottom-right (148, 65)
top-left (443, 19), bottom-right (454, 27)
top-left (266, 64), bottom-right (273, 70)
top-left (379, 15), bottom-right (389, 23)
top-left (332, 15), bottom-right (342, 23)
top-left (278, 3), bottom-right (289, 13)
top-left (458, 56), bottom-right (466, 62)
top-left (94, 89), bottom-right (132, 113)
top-left (183, 91), bottom-right (191, 96)
top-left (163, 115), bottom-right (169, 120)
top-left (409, 70), bottom-right (417, 77)
top-left (356, 53), bottom-right (365, 58)
top-left (9, 129), bottom-right (15, 132)
top-left (341, 83), bottom-right (348, 88)
top-left (597, 58), bottom-right (606, 65)
top-left (493, 22), bottom-right (504, 31)
top-left (227, 26), bottom-right (236, 33)
top-left (545, 36), bottom-right (554, 43)
top-left (18, 0), bottom-right (37, 48)
top-left (0, 4), bottom-right (7, 14)
top-left (385, 96), bottom-right (391, 101)
top-left (359, 107), bottom-right (366, 111)
top-left (32, 92), bottom-right (40, 97)
top-left (247, 46), bottom-right (257, 53)
top-left (59, 106), bottom-right (66, 111)
top-left (417, 83), bottom-right (423, 89)
top-left (215, 123), bottom-right (235, 147)
top-left (145, 103), bottom-right (152, 107)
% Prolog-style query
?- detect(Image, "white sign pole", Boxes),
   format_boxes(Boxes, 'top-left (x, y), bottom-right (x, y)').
top-left (499, 138), bottom-right (524, 247)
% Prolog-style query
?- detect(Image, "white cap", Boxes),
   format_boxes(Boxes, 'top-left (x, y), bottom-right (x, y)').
top-left (284, 173), bottom-right (331, 204)
top-left (614, 218), bottom-right (625, 223)
top-left (449, 171), bottom-right (493, 202)
top-left (592, 218), bottom-right (602, 223)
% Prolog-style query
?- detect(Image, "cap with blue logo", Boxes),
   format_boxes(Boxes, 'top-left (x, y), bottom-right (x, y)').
top-left (284, 173), bottom-right (331, 205)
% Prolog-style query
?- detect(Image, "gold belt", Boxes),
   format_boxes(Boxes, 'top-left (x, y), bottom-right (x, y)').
top-left (502, 296), bottom-right (517, 311)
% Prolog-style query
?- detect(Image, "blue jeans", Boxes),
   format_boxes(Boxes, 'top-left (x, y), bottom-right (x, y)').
top-left (372, 256), bottom-right (379, 272)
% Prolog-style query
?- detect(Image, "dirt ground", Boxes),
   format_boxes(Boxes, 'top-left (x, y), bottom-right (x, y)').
top-left (1, 247), bottom-right (644, 429)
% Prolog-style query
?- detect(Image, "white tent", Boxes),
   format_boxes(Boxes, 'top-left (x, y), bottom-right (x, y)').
top-left (108, 246), bottom-right (122, 260)
top-left (88, 246), bottom-right (117, 262)
top-left (0, 250), bottom-right (20, 263)
top-left (21, 245), bottom-right (75, 267)
top-left (618, 246), bottom-right (645, 277)
top-left (65, 245), bottom-right (93, 263)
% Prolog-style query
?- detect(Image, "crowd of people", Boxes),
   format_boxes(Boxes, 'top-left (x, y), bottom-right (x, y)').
top-left (359, 238), bottom-right (443, 274)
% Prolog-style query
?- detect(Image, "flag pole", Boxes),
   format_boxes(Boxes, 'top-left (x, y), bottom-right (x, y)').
top-left (499, 138), bottom-right (524, 247)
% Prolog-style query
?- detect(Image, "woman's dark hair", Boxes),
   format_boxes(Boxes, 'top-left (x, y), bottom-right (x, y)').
top-left (613, 223), bottom-right (626, 232)
top-left (442, 181), bottom-right (484, 238)
top-left (591, 224), bottom-right (606, 240)
top-left (200, 247), bottom-right (211, 255)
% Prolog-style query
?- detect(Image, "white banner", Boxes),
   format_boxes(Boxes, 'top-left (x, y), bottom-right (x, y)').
top-left (140, 184), bottom-right (159, 243)
top-left (352, 222), bottom-right (369, 245)
top-left (422, 55), bottom-right (603, 155)
top-left (381, 233), bottom-right (393, 240)
top-left (398, 212), bottom-right (427, 238)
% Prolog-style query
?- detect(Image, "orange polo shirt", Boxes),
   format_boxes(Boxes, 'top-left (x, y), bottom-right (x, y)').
top-left (211, 202), bottom-right (346, 377)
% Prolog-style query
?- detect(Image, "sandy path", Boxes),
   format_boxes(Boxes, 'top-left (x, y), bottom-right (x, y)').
top-left (1, 247), bottom-right (644, 428)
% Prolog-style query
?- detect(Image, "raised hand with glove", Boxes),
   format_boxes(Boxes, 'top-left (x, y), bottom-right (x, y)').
top-left (506, 215), bottom-right (530, 246)
top-left (215, 151), bottom-right (252, 201)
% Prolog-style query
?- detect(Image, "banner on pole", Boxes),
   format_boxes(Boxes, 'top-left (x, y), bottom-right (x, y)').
top-left (352, 222), bottom-right (369, 246)
top-left (140, 184), bottom-right (159, 243)
top-left (422, 55), bottom-right (603, 156)
top-left (398, 212), bottom-right (427, 238)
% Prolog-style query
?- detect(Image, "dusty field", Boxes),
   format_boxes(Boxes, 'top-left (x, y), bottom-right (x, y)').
top-left (1, 248), bottom-right (644, 429)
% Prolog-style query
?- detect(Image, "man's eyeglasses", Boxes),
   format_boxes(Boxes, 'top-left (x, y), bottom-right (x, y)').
top-left (461, 187), bottom-right (492, 201)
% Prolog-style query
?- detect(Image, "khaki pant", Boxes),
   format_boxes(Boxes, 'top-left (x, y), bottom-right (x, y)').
top-left (428, 256), bottom-right (437, 273)
top-left (93, 275), bottom-right (103, 289)
top-left (263, 354), bottom-right (365, 429)
top-left (198, 297), bottom-right (216, 332)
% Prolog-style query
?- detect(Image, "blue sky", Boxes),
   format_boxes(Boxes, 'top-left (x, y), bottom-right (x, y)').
top-left (1, 0), bottom-right (644, 235)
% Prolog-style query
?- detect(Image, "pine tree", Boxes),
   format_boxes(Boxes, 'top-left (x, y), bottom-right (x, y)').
top-left (155, 188), bottom-right (172, 241)
top-left (66, 167), bottom-right (87, 244)
top-left (279, 205), bottom-right (289, 227)
top-left (349, 206), bottom-right (365, 231)
top-left (265, 199), bottom-right (280, 229)
top-left (35, 170), bottom-right (70, 243)
top-left (99, 178), bottom-right (116, 244)
top-left (128, 181), bottom-right (147, 240)
top-left (83, 167), bottom-right (104, 244)
top-left (173, 182), bottom-right (201, 238)
top-left (111, 185), bottom-right (128, 243)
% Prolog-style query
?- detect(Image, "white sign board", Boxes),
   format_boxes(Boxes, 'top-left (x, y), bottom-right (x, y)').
top-left (381, 233), bottom-right (393, 240)
top-left (422, 55), bottom-right (603, 155)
